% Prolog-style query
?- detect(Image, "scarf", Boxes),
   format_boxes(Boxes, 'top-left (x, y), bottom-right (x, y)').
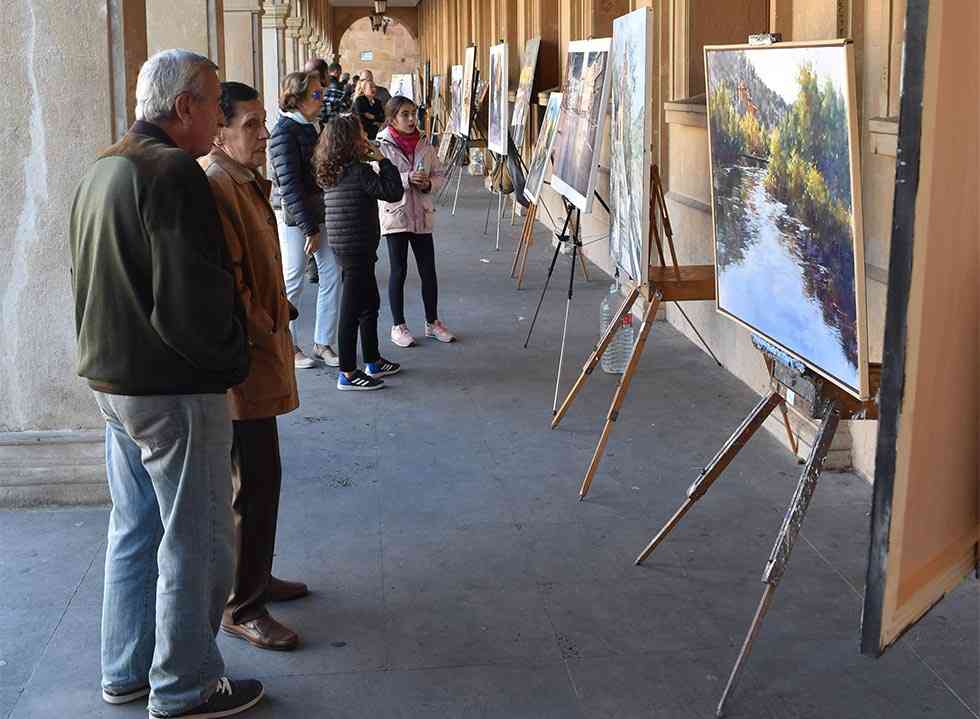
top-left (390, 126), bottom-right (420, 162)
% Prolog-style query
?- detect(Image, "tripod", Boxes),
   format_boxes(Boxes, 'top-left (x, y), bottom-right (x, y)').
top-left (523, 199), bottom-right (584, 415)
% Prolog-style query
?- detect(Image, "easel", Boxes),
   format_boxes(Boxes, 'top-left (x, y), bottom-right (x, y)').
top-left (438, 60), bottom-right (481, 216)
top-left (511, 187), bottom-right (590, 288)
top-left (552, 164), bottom-right (722, 499)
top-left (634, 337), bottom-right (880, 716)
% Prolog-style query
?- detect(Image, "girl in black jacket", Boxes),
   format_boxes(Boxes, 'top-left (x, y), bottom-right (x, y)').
top-left (314, 114), bottom-right (405, 390)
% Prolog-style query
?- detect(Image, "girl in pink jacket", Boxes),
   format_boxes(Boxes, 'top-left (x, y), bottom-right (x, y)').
top-left (377, 96), bottom-right (456, 346)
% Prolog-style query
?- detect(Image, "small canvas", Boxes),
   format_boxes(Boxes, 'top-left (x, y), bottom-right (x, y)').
top-left (511, 37), bottom-right (541, 151)
top-left (704, 40), bottom-right (869, 398)
top-left (431, 75), bottom-right (444, 120)
top-left (550, 38), bottom-right (613, 213)
top-left (390, 73), bottom-right (415, 102)
top-left (488, 43), bottom-right (509, 155)
top-left (609, 9), bottom-right (654, 282)
top-left (449, 65), bottom-right (464, 134)
top-left (459, 46), bottom-right (478, 138)
top-left (523, 92), bottom-right (563, 205)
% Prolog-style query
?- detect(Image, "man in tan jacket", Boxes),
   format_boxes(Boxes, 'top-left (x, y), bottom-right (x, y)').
top-left (200, 81), bottom-right (307, 651)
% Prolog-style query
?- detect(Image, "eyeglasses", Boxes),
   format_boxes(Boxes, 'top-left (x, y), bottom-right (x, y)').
top-left (312, 89), bottom-right (324, 100)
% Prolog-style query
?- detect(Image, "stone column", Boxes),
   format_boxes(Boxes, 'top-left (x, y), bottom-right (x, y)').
top-left (0, 0), bottom-right (148, 506)
top-left (147, 0), bottom-right (225, 73)
top-left (285, 16), bottom-right (304, 73)
top-left (262, 0), bottom-right (290, 122)
top-left (224, 0), bottom-right (265, 93)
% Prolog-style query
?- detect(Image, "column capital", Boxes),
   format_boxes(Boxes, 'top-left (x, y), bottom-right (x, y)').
top-left (261, 0), bottom-right (290, 28)
top-left (224, 0), bottom-right (263, 12)
top-left (285, 16), bottom-right (305, 37)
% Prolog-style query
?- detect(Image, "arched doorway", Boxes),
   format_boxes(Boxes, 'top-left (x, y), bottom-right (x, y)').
top-left (337, 16), bottom-right (419, 92)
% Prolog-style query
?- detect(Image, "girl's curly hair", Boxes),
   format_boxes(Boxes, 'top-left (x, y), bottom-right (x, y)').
top-left (314, 114), bottom-right (365, 188)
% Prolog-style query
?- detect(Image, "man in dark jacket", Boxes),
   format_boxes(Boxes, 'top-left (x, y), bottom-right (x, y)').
top-left (308, 59), bottom-right (347, 124)
top-left (69, 49), bottom-right (262, 719)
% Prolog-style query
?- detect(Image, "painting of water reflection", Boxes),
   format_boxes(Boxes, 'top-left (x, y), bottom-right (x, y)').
top-left (705, 41), bottom-right (869, 398)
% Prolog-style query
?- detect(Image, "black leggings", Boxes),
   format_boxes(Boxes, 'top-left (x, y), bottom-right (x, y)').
top-left (337, 258), bottom-right (381, 373)
top-left (385, 233), bottom-right (438, 325)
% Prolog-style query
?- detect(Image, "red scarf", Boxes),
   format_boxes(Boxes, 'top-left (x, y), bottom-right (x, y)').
top-left (390, 126), bottom-right (420, 162)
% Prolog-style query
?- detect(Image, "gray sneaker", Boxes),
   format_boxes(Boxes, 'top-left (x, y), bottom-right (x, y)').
top-left (294, 346), bottom-right (317, 370)
top-left (101, 683), bottom-right (150, 705)
top-left (149, 677), bottom-right (263, 718)
top-left (312, 343), bottom-right (341, 367)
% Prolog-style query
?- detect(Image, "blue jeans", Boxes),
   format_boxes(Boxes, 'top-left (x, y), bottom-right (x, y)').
top-left (279, 220), bottom-right (340, 348)
top-left (94, 392), bottom-right (235, 715)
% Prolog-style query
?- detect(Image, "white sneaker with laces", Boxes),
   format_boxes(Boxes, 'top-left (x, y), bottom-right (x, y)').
top-left (425, 320), bottom-right (456, 343)
top-left (391, 324), bottom-right (416, 348)
top-left (312, 343), bottom-right (340, 367)
top-left (294, 347), bottom-right (316, 369)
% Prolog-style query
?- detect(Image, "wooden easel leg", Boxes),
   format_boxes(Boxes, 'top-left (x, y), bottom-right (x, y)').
top-left (516, 205), bottom-right (537, 289)
top-left (715, 401), bottom-right (841, 718)
top-left (552, 286), bottom-right (640, 429)
top-left (778, 401), bottom-right (799, 456)
top-left (579, 291), bottom-right (661, 500)
top-left (635, 390), bottom-right (784, 564)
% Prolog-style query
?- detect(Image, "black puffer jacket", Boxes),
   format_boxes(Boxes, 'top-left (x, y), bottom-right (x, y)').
top-left (322, 158), bottom-right (404, 259)
top-left (269, 115), bottom-right (324, 237)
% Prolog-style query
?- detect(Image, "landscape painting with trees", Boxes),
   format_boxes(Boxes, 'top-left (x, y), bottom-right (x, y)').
top-left (609, 8), bottom-right (653, 282)
top-left (705, 41), bottom-right (868, 397)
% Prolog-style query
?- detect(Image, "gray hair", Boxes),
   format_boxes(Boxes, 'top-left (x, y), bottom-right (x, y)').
top-left (135, 49), bottom-right (219, 122)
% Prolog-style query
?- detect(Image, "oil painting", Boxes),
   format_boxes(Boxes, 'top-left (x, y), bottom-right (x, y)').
top-left (489, 43), bottom-right (509, 155)
top-left (523, 92), bottom-right (563, 205)
top-left (550, 38), bottom-right (612, 213)
top-left (705, 41), bottom-right (868, 397)
top-left (609, 9), bottom-right (653, 282)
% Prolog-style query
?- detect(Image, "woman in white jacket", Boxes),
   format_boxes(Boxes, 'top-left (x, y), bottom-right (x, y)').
top-left (376, 96), bottom-right (456, 347)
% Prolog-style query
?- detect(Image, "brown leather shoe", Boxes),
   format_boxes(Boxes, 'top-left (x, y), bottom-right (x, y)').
top-left (264, 576), bottom-right (310, 603)
top-left (221, 615), bottom-right (299, 651)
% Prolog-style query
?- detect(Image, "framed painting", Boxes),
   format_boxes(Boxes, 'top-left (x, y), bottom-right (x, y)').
top-left (390, 73), bottom-right (415, 102)
top-left (458, 45), bottom-right (478, 138)
top-left (431, 74), bottom-right (444, 120)
top-left (449, 64), bottom-right (463, 134)
top-left (609, 8), bottom-right (654, 283)
top-left (511, 37), bottom-right (541, 151)
top-left (704, 40), bottom-right (870, 399)
top-left (488, 42), bottom-right (509, 156)
top-left (523, 92), bottom-right (563, 205)
top-left (550, 38), bottom-right (613, 213)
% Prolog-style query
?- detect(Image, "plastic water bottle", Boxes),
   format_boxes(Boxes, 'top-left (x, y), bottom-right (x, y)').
top-left (600, 279), bottom-right (635, 374)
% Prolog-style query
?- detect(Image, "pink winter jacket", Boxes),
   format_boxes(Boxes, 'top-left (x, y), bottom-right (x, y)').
top-left (376, 127), bottom-right (447, 235)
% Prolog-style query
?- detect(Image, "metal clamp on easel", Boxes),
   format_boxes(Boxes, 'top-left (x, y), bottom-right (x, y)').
top-left (634, 334), bottom-right (880, 717)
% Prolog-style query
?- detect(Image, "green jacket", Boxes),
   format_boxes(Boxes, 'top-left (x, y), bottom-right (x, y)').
top-left (70, 121), bottom-right (249, 395)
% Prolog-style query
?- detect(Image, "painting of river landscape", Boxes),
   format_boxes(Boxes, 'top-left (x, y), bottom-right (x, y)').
top-left (705, 41), bottom-right (868, 398)
top-left (609, 8), bottom-right (653, 283)
top-left (488, 43), bottom-right (509, 155)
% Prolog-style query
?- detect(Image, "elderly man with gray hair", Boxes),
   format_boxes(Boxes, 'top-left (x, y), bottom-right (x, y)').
top-left (69, 49), bottom-right (263, 718)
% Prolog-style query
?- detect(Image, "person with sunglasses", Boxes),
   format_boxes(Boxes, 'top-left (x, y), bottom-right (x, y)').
top-left (269, 71), bottom-right (342, 370)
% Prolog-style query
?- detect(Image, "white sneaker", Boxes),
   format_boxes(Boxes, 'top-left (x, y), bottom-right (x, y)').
top-left (391, 324), bottom-right (416, 348)
top-left (312, 344), bottom-right (340, 367)
top-left (294, 347), bottom-right (317, 369)
top-left (425, 320), bottom-right (456, 343)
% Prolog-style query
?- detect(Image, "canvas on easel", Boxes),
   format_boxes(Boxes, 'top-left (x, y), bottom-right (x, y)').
top-left (448, 64), bottom-right (463, 135)
top-left (705, 40), bottom-right (871, 399)
top-left (609, 7), bottom-right (654, 285)
top-left (488, 42), bottom-right (509, 156)
top-left (390, 73), bottom-right (415, 101)
top-left (458, 46), bottom-right (478, 139)
top-left (550, 38), bottom-right (613, 213)
top-left (511, 37), bottom-right (541, 152)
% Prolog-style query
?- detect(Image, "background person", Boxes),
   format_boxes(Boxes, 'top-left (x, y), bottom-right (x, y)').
top-left (353, 79), bottom-right (385, 140)
top-left (314, 114), bottom-right (404, 391)
top-left (69, 49), bottom-right (262, 718)
top-left (377, 96), bottom-right (455, 346)
top-left (359, 68), bottom-right (391, 107)
top-left (201, 81), bottom-right (309, 653)
top-left (269, 71), bottom-right (341, 369)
